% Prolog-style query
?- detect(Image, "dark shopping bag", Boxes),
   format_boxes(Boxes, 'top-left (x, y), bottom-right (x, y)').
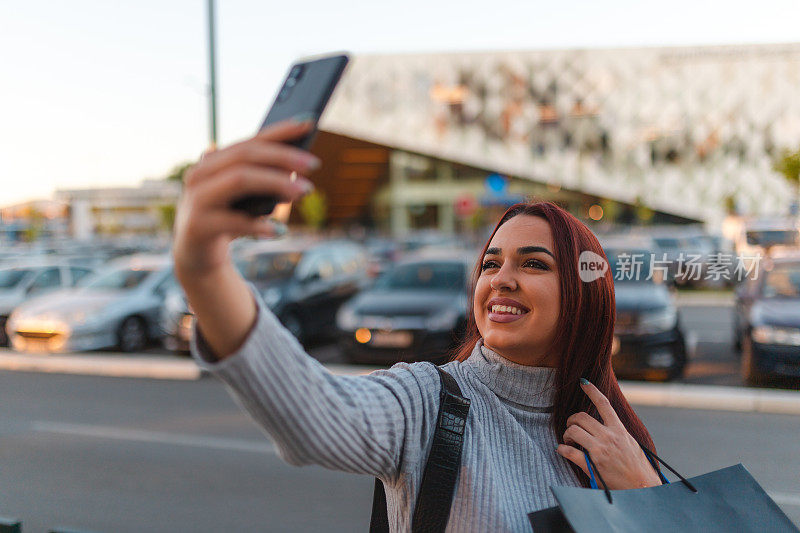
top-left (529, 445), bottom-right (799, 533)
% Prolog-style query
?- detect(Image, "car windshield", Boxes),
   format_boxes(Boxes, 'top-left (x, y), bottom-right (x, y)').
top-left (604, 249), bottom-right (655, 283)
top-left (375, 261), bottom-right (465, 291)
top-left (653, 237), bottom-right (690, 249)
top-left (81, 267), bottom-right (155, 290)
top-left (0, 269), bottom-right (32, 289)
top-left (762, 264), bottom-right (800, 299)
top-left (746, 230), bottom-right (800, 247)
top-left (239, 251), bottom-right (302, 282)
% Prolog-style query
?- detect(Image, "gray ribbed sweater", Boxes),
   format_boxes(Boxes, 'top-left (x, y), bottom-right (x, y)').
top-left (190, 287), bottom-right (583, 532)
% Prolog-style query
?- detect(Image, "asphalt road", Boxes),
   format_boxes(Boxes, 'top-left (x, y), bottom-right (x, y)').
top-left (0, 370), bottom-right (798, 532)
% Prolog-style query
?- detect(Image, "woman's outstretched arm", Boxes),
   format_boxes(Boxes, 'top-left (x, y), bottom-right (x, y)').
top-left (172, 122), bottom-right (438, 480)
top-left (173, 120), bottom-right (318, 360)
top-left (190, 285), bottom-right (438, 479)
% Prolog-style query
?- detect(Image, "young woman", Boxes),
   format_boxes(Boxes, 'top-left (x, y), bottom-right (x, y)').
top-left (173, 120), bottom-right (663, 531)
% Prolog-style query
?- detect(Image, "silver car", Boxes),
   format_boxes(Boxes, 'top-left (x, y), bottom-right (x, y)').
top-left (0, 263), bottom-right (95, 346)
top-left (6, 255), bottom-right (174, 353)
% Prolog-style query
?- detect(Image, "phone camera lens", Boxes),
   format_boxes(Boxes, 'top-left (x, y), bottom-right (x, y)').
top-left (289, 65), bottom-right (304, 80)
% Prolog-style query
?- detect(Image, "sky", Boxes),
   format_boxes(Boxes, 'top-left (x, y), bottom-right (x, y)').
top-left (2, 0), bottom-right (799, 207)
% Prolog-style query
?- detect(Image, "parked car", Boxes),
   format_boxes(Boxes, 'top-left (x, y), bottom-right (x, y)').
top-left (6, 254), bottom-right (174, 353)
top-left (733, 254), bottom-right (800, 385)
top-left (602, 241), bottom-right (690, 381)
top-left (336, 249), bottom-right (472, 365)
top-left (231, 238), bottom-right (370, 346)
top-left (0, 263), bottom-right (96, 346)
top-left (160, 287), bottom-right (194, 354)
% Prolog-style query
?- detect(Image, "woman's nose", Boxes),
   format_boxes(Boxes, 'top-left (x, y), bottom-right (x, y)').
top-left (490, 266), bottom-right (518, 291)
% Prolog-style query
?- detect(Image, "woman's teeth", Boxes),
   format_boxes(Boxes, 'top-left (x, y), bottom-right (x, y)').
top-left (490, 305), bottom-right (526, 315)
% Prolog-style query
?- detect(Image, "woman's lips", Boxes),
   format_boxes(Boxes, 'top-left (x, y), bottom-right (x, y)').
top-left (488, 310), bottom-right (528, 323)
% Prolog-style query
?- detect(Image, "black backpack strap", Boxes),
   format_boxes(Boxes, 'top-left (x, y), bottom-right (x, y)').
top-left (369, 366), bottom-right (470, 532)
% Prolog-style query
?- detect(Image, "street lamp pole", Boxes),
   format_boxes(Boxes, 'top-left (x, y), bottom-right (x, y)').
top-left (207, 0), bottom-right (218, 150)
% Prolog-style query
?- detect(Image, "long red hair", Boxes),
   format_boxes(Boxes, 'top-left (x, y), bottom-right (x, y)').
top-left (448, 200), bottom-right (656, 487)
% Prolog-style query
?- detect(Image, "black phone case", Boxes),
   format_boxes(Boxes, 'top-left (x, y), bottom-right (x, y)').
top-left (229, 53), bottom-right (349, 217)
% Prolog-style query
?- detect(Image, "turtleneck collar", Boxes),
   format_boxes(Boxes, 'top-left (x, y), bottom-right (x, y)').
top-left (462, 338), bottom-right (557, 410)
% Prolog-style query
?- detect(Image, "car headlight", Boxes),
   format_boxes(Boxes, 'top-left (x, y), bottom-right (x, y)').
top-left (336, 306), bottom-right (359, 331)
top-left (263, 287), bottom-right (282, 308)
top-left (752, 326), bottom-right (800, 346)
top-left (638, 307), bottom-right (677, 334)
top-left (426, 308), bottom-right (461, 332)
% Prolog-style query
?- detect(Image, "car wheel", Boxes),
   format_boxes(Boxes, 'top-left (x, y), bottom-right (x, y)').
top-left (279, 311), bottom-right (305, 344)
top-left (117, 316), bottom-right (148, 353)
top-left (665, 346), bottom-right (687, 381)
top-left (741, 335), bottom-right (765, 387)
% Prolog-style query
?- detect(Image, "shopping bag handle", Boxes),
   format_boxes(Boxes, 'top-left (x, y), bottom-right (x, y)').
top-left (583, 443), bottom-right (698, 504)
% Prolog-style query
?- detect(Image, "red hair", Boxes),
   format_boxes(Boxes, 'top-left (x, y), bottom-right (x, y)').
top-left (447, 200), bottom-right (656, 487)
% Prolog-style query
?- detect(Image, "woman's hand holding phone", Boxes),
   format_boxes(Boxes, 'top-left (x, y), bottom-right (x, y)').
top-left (172, 119), bottom-right (320, 359)
top-left (173, 119), bottom-right (319, 278)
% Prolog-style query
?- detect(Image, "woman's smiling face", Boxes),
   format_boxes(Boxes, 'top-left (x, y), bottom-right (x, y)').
top-left (473, 215), bottom-right (561, 366)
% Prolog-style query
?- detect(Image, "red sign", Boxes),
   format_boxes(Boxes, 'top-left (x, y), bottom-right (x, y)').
top-left (455, 194), bottom-right (477, 218)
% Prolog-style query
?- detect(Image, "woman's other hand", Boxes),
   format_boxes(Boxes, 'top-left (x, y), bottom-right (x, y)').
top-left (556, 379), bottom-right (662, 490)
top-left (172, 120), bottom-right (320, 359)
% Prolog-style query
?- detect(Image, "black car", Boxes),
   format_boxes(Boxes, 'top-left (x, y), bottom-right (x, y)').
top-left (160, 238), bottom-right (370, 353)
top-left (734, 254), bottom-right (800, 385)
top-left (604, 246), bottom-right (690, 381)
top-left (336, 249), bottom-right (472, 365)
top-left (238, 238), bottom-right (370, 345)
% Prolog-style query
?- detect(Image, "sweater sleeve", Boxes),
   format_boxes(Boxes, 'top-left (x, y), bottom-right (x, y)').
top-left (189, 284), bottom-right (440, 481)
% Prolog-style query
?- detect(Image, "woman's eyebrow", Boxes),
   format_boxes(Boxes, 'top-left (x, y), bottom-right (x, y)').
top-left (484, 246), bottom-right (555, 259)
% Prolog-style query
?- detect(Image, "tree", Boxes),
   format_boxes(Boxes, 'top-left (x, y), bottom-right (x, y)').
top-left (774, 148), bottom-right (800, 211)
top-left (165, 162), bottom-right (194, 183)
top-left (298, 189), bottom-right (328, 230)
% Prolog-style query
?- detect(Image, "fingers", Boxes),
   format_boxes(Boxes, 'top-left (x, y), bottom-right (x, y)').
top-left (193, 165), bottom-right (312, 208)
top-left (579, 379), bottom-right (623, 429)
top-left (563, 423), bottom-right (596, 451)
top-left (566, 411), bottom-right (608, 438)
top-left (188, 138), bottom-right (320, 187)
top-left (555, 444), bottom-right (589, 477)
top-left (255, 119), bottom-right (315, 142)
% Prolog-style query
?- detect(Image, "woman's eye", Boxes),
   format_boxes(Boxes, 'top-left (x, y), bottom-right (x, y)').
top-left (526, 259), bottom-right (548, 270)
top-left (480, 261), bottom-right (498, 271)
top-left (480, 259), bottom-right (548, 271)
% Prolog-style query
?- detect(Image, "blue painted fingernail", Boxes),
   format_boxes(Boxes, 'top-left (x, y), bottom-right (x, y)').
top-left (580, 378), bottom-right (590, 386)
top-left (272, 221), bottom-right (287, 236)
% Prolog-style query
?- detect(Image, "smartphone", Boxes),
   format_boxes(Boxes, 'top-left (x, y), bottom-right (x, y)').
top-left (229, 53), bottom-right (350, 217)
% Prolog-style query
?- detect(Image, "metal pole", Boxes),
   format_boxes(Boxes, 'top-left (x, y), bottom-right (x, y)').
top-left (207, 0), bottom-right (218, 149)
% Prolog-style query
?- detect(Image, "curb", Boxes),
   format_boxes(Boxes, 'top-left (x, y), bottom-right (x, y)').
top-left (0, 352), bottom-right (201, 381)
top-left (619, 381), bottom-right (800, 415)
top-left (1, 352), bottom-right (798, 416)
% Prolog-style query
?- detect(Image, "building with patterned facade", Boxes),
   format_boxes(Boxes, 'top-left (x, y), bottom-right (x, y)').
top-left (302, 42), bottom-right (800, 235)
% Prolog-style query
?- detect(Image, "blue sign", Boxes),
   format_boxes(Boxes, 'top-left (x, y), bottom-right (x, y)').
top-left (485, 173), bottom-right (508, 195)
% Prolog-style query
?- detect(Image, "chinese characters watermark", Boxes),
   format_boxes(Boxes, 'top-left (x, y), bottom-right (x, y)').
top-left (578, 251), bottom-right (762, 282)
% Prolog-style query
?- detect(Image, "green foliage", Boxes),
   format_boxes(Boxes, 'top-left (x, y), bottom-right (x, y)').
top-left (298, 189), bottom-right (328, 230)
top-left (774, 148), bottom-right (800, 188)
top-left (158, 204), bottom-right (177, 232)
top-left (165, 162), bottom-right (194, 183)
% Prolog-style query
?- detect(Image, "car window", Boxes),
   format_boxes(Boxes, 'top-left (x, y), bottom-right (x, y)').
top-left (153, 271), bottom-right (179, 294)
top-left (82, 267), bottom-right (154, 290)
top-left (297, 252), bottom-right (335, 281)
top-left (375, 261), bottom-right (465, 291)
top-left (30, 267), bottom-right (62, 290)
top-left (0, 269), bottom-right (33, 289)
top-left (69, 267), bottom-right (93, 286)
top-left (331, 247), bottom-right (362, 275)
top-left (761, 265), bottom-right (800, 299)
top-left (241, 251), bottom-right (302, 282)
